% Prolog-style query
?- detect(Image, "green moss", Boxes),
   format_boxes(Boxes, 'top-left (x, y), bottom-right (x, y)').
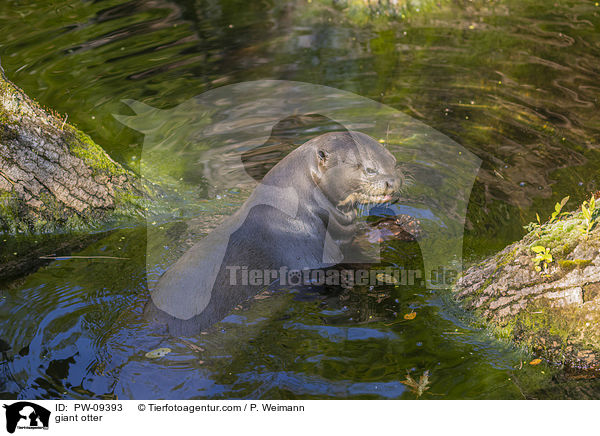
top-left (293, 0), bottom-right (445, 29)
top-left (111, 187), bottom-right (146, 220)
top-left (557, 241), bottom-right (579, 258)
top-left (488, 299), bottom-right (600, 367)
top-left (0, 74), bottom-right (31, 122)
top-left (29, 191), bottom-right (86, 233)
top-left (558, 259), bottom-right (592, 272)
top-left (0, 191), bottom-right (20, 232)
top-left (472, 246), bottom-right (518, 297)
top-left (518, 306), bottom-right (567, 342)
top-left (491, 320), bottom-right (515, 341)
top-left (529, 217), bottom-right (584, 260)
top-left (499, 246), bottom-right (518, 267)
top-left (67, 127), bottom-right (126, 176)
top-left (472, 281), bottom-right (488, 297)
top-left (0, 83), bottom-right (16, 126)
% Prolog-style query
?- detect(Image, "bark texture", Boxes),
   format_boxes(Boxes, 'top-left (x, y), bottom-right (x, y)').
top-left (0, 65), bottom-right (145, 234)
top-left (454, 198), bottom-right (600, 371)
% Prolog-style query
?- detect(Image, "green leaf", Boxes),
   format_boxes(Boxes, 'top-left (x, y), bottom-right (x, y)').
top-left (582, 205), bottom-right (591, 221)
top-left (531, 246), bottom-right (546, 253)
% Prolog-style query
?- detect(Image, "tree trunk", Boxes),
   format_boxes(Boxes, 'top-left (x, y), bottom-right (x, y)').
top-left (0, 65), bottom-right (147, 234)
top-left (454, 197), bottom-right (600, 371)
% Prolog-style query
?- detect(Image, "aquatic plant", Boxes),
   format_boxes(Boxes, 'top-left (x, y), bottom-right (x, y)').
top-left (549, 196), bottom-right (569, 224)
top-left (522, 213), bottom-right (541, 234)
top-left (531, 245), bottom-right (552, 273)
top-left (523, 196), bottom-right (569, 233)
top-left (581, 194), bottom-right (598, 235)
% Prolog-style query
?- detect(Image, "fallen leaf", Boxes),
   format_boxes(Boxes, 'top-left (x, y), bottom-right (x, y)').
top-left (401, 370), bottom-right (430, 398)
top-left (404, 312), bottom-right (417, 320)
top-left (376, 273), bottom-right (398, 284)
top-left (376, 294), bottom-right (388, 303)
top-left (254, 291), bottom-right (271, 300)
top-left (180, 338), bottom-right (205, 353)
top-left (145, 347), bottom-right (171, 359)
top-left (529, 358), bottom-right (542, 365)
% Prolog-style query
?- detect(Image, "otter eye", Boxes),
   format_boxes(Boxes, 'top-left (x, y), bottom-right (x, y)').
top-left (317, 150), bottom-right (329, 163)
top-left (366, 167), bottom-right (377, 175)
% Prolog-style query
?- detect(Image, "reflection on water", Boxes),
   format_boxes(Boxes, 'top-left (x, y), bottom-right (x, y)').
top-left (1, 0), bottom-right (600, 399)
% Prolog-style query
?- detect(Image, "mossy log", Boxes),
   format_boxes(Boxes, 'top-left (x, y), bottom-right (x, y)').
top-left (0, 65), bottom-right (147, 234)
top-left (454, 197), bottom-right (600, 371)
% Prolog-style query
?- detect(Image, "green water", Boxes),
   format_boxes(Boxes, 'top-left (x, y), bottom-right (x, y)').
top-left (2, 0), bottom-right (600, 399)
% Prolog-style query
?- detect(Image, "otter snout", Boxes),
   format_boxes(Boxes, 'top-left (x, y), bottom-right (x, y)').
top-left (378, 169), bottom-right (404, 194)
top-left (376, 169), bottom-right (405, 203)
top-left (382, 175), bottom-right (402, 192)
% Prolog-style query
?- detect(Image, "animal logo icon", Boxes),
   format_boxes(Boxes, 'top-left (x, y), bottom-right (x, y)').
top-left (3, 402), bottom-right (50, 433)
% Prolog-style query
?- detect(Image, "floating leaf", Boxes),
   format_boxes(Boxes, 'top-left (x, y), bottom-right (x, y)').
top-left (529, 358), bottom-right (542, 365)
top-left (404, 312), bottom-right (417, 320)
top-left (145, 347), bottom-right (171, 359)
top-left (376, 273), bottom-right (398, 284)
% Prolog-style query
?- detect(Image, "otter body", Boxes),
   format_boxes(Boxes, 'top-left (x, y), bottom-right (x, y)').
top-left (144, 131), bottom-right (402, 335)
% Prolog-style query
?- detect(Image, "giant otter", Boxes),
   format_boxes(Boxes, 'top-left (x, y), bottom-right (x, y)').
top-left (144, 131), bottom-right (403, 335)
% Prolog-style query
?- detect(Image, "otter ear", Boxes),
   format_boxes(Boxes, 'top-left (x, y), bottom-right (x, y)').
top-left (317, 149), bottom-right (329, 165)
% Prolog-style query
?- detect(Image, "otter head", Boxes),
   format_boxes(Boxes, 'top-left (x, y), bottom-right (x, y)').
top-left (310, 131), bottom-right (403, 212)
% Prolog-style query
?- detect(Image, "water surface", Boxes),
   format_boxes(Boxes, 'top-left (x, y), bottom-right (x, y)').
top-left (1, 0), bottom-right (600, 399)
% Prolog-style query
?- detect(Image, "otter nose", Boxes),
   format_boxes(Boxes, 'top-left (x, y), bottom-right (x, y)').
top-left (384, 176), bottom-right (401, 191)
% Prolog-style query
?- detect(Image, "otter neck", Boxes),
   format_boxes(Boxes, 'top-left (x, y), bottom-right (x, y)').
top-left (310, 171), bottom-right (356, 226)
top-left (260, 146), bottom-right (356, 226)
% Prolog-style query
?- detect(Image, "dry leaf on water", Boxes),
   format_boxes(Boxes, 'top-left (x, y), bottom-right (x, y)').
top-left (376, 273), bottom-right (398, 285)
top-left (401, 370), bottom-right (430, 398)
top-left (180, 338), bottom-right (205, 353)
